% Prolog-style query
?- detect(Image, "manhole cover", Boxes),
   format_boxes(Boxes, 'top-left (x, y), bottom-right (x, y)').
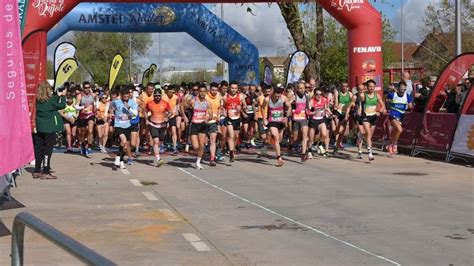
top-left (392, 172), bottom-right (428, 176)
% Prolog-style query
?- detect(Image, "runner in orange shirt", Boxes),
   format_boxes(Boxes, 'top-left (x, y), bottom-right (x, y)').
top-left (206, 82), bottom-right (223, 166)
top-left (138, 83), bottom-right (155, 151)
top-left (163, 85), bottom-right (180, 154)
top-left (145, 89), bottom-right (172, 167)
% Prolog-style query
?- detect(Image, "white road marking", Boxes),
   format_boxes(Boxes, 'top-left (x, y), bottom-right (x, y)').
top-left (129, 179), bottom-right (143, 187)
top-left (190, 241), bottom-right (211, 251)
top-left (121, 169), bottom-right (131, 175)
top-left (177, 168), bottom-right (401, 266)
top-left (159, 208), bottom-right (180, 221)
top-left (142, 191), bottom-right (159, 201)
top-left (183, 233), bottom-right (201, 242)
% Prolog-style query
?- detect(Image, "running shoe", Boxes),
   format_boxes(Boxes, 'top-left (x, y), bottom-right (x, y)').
top-left (301, 153), bottom-right (309, 162)
top-left (114, 156), bottom-right (120, 166)
top-left (155, 158), bottom-right (164, 167)
top-left (250, 138), bottom-right (257, 147)
top-left (277, 156), bottom-right (284, 167)
top-left (120, 161), bottom-right (126, 169)
top-left (172, 148), bottom-right (179, 155)
top-left (229, 151), bottom-right (235, 162)
top-left (357, 151), bottom-right (363, 159)
top-left (209, 160), bottom-right (217, 167)
top-left (318, 145), bottom-right (326, 154)
top-left (216, 153), bottom-right (224, 161)
top-left (387, 144), bottom-right (394, 155)
top-left (322, 152), bottom-right (329, 158)
top-left (85, 148), bottom-right (92, 158)
top-left (159, 145), bottom-right (165, 154)
top-left (81, 146), bottom-right (86, 156)
top-left (338, 142), bottom-right (345, 149)
top-left (368, 153), bottom-right (375, 161)
top-left (195, 162), bottom-right (203, 170)
top-left (185, 144), bottom-right (190, 153)
top-left (100, 146), bottom-right (107, 154)
top-left (64, 148), bottom-right (73, 154)
top-left (127, 158), bottom-right (134, 165)
top-left (393, 145), bottom-right (398, 154)
top-left (308, 152), bottom-right (313, 159)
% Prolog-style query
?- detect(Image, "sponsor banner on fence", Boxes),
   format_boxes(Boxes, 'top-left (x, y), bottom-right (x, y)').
top-left (1, 0), bottom-right (34, 176)
top-left (450, 115), bottom-right (474, 157)
top-left (53, 42), bottom-right (76, 73)
top-left (397, 112), bottom-right (423, 147)
top-left (372, 114), bottom-right (387, 144)
top-left (415, 113), bottom-right (458, 153)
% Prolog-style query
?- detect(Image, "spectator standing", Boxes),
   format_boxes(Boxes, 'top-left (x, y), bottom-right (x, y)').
top-left (33, 81), bottom-right (67, 179)
top-left (414, 76), bottom-right (436, 112)
top-left (402, 71), bottom-right (414, 97)
top-left (444, 84), bottom-right (462, 114)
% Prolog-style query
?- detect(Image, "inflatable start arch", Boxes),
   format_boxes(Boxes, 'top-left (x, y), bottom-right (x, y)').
top-left (47, 3), bottom-right (260, 86)
top-left (22, 0), bottom-right (383, 127)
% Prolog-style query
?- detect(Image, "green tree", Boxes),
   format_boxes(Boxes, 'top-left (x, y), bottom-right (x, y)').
top-left (277, 3), bottom-right (322, 82)
top-left (73, 32), bottom-right (152, 85)
top-left (308, 13), bottom-right (396, 85)
top-left (418, 0), bottom-right (474, 75)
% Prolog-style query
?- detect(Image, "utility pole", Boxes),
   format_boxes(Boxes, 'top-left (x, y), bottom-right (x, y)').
top-left (158, 33), bottom-right (162, 85)
top-left (455, 0), bottom-right (462, 56)
top-left (220, 3), bottom-right (228, 81)
top-left (129, 33), bottom-right (132, 82)
top-left (400, 0), bottom-right (404, 74)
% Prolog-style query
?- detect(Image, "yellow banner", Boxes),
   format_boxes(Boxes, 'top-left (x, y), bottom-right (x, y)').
top-left (142, 68), bottom-right (150, 87)
top-left (109, 53), bottom-right (124, 89)
top-left (54, 58), bottom-right (78, 89)
top-left (148, 63), bottom-right (157, 83)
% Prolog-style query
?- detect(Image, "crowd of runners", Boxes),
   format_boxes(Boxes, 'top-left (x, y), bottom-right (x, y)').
top-left (58, 78), bottom-right (414, 169)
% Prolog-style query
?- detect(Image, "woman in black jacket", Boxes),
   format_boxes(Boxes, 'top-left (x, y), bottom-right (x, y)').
top-left (33, 81), bottom-right (67, 179)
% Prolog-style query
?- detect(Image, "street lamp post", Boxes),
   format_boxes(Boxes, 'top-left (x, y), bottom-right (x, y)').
top-left (400, 0), bottom-right (404, 74)
top-left (129, 33), bottom-right (132, 82)
top-left (455, 0), bottom-right (462, 56)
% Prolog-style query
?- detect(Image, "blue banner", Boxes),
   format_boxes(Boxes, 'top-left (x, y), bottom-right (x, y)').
top-left (47, 3), bottom-right (259, 84)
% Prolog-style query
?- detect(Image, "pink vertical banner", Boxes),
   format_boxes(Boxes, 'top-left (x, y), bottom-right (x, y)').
top-left (0, 0), bottom-right (34, 176)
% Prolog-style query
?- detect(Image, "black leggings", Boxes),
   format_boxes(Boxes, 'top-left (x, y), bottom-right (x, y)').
top-left (33, 132), bottom-right (56, 174)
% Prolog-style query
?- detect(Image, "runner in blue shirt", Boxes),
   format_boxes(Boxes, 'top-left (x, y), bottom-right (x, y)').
top-left (387, 80), bottom-right (413, 155)
top-left (109, 87), bottom-right (138, 169)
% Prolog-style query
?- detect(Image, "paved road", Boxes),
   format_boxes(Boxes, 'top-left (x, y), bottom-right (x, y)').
top-left (0, 148), bottom-right (473, 265)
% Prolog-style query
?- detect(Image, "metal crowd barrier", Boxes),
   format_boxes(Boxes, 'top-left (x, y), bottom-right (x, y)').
top-left (11, 212), bottom-right (116, 266)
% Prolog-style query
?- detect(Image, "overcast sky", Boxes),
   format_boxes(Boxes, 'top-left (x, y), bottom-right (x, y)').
top-left (47, 0), bottom-right (439, 72)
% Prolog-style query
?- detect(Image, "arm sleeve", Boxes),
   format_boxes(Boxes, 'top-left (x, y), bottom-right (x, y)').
top-left (53, 96), bottom-right (67, 110)
top-left (129, 101), bottom-right (138, 116)
top-left (386, 93), bottom-right (394, 100)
